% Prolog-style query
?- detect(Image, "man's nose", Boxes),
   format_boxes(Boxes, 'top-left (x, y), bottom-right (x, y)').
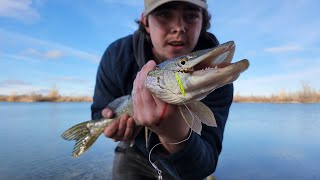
top-left (171, 15), bottom-right (186, 34)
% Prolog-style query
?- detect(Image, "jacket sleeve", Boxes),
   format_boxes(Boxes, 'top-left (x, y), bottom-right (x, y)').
top-left (148, 83), bottom-right (234, 180)
top-left (91, 48), bottom-right (121, 120)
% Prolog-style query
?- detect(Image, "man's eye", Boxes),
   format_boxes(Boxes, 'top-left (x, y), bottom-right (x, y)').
top-left (186, 13), bottom-right (200, 20)
top-left (155, 11), bottom-right (171, 18)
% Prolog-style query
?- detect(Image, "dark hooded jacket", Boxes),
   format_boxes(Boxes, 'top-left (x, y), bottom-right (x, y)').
top-left (91, 31), bottom-right (233, 180)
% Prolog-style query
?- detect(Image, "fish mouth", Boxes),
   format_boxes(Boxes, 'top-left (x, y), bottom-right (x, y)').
top-left (192, 59), bottom-right (249, 77)
top-left (176, 41), bottom-right (236, 73)
top-left (178, 62), bottom-right (232, 74)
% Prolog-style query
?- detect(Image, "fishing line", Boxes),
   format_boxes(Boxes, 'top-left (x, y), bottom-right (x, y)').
top-left (148, 90), bottom-right (195, 179)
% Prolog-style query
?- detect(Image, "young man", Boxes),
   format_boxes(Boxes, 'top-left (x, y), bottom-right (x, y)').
top-left (91, 0), bottom-right (233, 179)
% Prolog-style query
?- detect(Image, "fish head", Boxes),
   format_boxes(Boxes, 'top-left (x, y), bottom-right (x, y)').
top-left (146, 42), bottom-right (250, 104)
top-left (156, 41), bottom-right (236, 72)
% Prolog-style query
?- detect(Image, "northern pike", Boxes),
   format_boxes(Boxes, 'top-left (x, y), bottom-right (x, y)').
top-left (61, 41), bottom-right (250, 157)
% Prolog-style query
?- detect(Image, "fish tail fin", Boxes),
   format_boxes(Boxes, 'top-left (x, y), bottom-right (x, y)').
top-left (61, 121), bottom-right (102, 158)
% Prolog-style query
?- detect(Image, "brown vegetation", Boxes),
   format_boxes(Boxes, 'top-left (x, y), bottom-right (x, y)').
top-left (1, 84), bottom-right (319, 103)
top-left (234, 83), bottom-right (320, 103)
top-left (0, 88), bottom-right (92, 102)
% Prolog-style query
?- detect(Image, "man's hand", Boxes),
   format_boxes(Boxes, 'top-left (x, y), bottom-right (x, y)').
top-left (133, 60), bottom-right (190, 153)
top-left (102, 108), bottom-right (135, 142)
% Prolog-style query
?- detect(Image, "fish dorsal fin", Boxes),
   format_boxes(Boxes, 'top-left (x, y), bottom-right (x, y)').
top-left (178, 101), bottom-right (217, 135)
top-left (107, 95), bottom-right (130, 111)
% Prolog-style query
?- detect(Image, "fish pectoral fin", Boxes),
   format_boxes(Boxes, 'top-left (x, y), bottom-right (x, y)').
top-left (178, 101), bottom-right (217, 135)
top-left (61, 120), bottom-right (103, 158)
top-left (191, 101), bottom-right (217, 127)
top-left (179, 105), bottom-right (202, 135)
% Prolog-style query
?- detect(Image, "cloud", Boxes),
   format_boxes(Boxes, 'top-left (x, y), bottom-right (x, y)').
top-left (48, 76), bottom-right (89, 83)
top-left (0, 79), bottom-right (39, 95)
top-left (0, 0), bottom-right (40, 22)
top-left (0, 51), bottom-right (41, 63)
top-left (264, 44), bottom-right (304, 53)
top-left (0, 79), bottom-right (31, 87)
top-left (213, 0), bottom-right (320, 50)
top-left (234, 65), bottom-right (320, 96)
top-left (21, 48), bottom-right (64, 59)
top-left (0, 28), bottom-right (100, 63)
top-left (271, 149), bottom-right (304, 161)
top-left (241, 67), bottom-right (319, 85)
top-left (44, 50), bottom-right (64, 59)
top-left (0, 78), bottom-right (92, 96)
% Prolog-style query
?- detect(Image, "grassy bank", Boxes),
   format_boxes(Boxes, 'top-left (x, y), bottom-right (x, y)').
top-left (234, 83), bottom-right (320, 103)
top-left (1, 84), bottom-right (319, 103)
top-left (0, 88), bottom-right (92, 102)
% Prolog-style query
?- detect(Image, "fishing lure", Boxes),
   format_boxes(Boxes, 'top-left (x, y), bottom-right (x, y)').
top-left (175, 72), bottom-right (185, 96)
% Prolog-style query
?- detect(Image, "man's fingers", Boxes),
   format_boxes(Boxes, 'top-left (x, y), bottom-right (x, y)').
top-left (139, 60), bottom-right (156, 92)
top-left (134, 61), bottom-right (157, 120)
top-left (139, 63), bottom-right (156, 108)
top-left (133, 72), bottom-right (143, 120)
top-left (123, 117), bottom-right (135, 141)
top-left (116, 114), bottom-right (128, 139)
top-left (104, 114), bottom-right (136, 142)
top-left (104, 119), bottom-right (119, 138)
top-left (102, 108), bottom-right (113, 118)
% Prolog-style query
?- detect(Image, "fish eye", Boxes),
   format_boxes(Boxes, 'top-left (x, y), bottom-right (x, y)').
top-left (180, 58), bottom-right (188, 66)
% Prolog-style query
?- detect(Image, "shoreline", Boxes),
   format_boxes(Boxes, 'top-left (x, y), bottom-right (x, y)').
top-left (233, 95), bottom-right (320, 104)
top-left (2, 83), bottom-right (319, 103)
top-left (0, 95), bottom-right (92, 103)
top-left (1, 95), bottom-right (319, 103)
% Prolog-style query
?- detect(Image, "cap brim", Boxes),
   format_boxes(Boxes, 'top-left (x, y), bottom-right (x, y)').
top-left (144, 0), bottom-right (207, 16)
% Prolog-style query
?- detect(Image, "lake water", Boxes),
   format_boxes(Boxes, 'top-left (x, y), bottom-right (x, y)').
top-left (0, 102), bottom-right (319, 180)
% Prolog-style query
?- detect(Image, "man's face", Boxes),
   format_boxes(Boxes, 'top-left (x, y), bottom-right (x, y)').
top-left (144, 2), bottom-right (203, 63)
